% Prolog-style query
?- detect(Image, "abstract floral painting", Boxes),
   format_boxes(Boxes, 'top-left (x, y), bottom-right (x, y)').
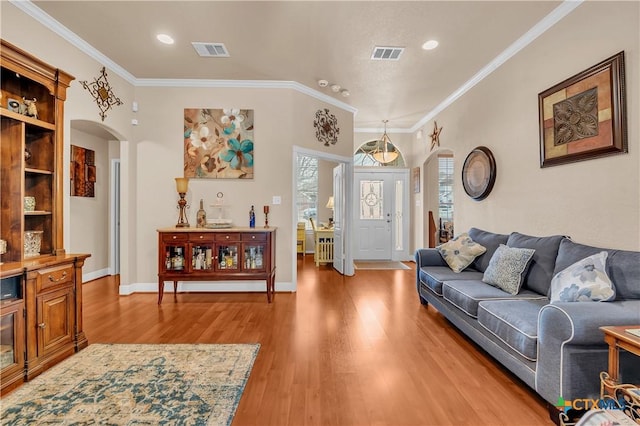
top-left (184, 108), bottom-right (254, 179)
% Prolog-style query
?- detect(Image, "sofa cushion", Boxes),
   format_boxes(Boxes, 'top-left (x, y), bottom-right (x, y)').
top-left (482, 244), bottom-right (536, 295)
top-left (442, 280), bottom-right (547, 318)
top-left (507, 232), bottom-right (565, 296)
top-left (419, 267), bottom-right (484, 296)
top-left (550, 251), bottom-right (615, 302)
top-left (555, 239), bottom-right (640, 300)
top-left (478, 299), bottom-right (548, 361)
top-left (468, 228), bottom-right (510, 273)
top-left (437, 233), bottom-right (486, 273)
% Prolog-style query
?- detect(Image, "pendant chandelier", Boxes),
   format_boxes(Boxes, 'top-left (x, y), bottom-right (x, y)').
top-left (372, 120), bottom-right (398, 164)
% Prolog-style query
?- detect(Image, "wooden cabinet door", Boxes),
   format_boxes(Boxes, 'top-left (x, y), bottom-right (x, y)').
top-left (36, 286), bottom-right (74, 357)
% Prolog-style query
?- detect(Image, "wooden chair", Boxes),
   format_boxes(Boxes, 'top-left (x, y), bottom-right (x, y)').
top-left (309, 218), bottom-right (334, 266)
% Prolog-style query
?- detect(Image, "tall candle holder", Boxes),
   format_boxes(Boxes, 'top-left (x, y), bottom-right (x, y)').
top-left (263, 205), bottom-right (270, 228)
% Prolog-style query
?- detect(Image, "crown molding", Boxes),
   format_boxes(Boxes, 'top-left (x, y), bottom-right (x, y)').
top-left (136, 79), bottom-right (358, 113)
top-left (13, 0), bottom-right (580, 131)
top-left (9, 0), bottom-right (137, 85)
top-left (408, 0), bottom-right (583, 133)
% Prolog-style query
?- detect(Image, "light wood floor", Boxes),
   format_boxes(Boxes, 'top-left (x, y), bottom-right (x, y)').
top-left (83, 255), bottom-right (553, 426)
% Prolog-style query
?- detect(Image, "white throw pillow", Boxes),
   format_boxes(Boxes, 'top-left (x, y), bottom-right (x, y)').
top-left (550, 251), bottom-right (615, 302)
top-left (437, 232), bottom-right (486, 273)
top-left (482, 244), bottom-right (536, 295)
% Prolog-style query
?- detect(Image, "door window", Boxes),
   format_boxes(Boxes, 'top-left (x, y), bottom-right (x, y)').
top-left (359, 180), bottom-right (384, 220)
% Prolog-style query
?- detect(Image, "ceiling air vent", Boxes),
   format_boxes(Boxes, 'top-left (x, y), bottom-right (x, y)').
top-left (371, 46), bottom-right (404, 61)
top-left (192, 42), bottom-right (230, 57)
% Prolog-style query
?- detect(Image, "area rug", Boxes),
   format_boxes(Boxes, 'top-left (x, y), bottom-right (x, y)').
top-left (0, 343), bottom-right (259, 426)
top-left (354, 261), bottom-right (411, 270)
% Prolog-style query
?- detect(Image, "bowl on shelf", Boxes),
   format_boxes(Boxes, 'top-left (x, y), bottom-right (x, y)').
top-left (24, 230), bottom-right (43, 257)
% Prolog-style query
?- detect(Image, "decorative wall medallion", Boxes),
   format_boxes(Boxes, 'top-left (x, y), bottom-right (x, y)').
top-left (313, 108), bottom-right (339, 146)
top-left (429, 121), bottom-right (443, 151)
top-left (462, 146), bottom-right (496, 201)
top-left (80, 67), bottom-right (123, 121)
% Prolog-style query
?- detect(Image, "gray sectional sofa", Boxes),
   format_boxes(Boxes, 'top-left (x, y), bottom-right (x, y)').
top-left (415, 227), bottom-right (640, 405)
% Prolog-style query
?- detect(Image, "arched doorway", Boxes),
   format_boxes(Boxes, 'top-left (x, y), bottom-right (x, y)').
top-left (69, 120), bottom-right (125, 284)
top-left (422, 149), bottom-right (454, 247)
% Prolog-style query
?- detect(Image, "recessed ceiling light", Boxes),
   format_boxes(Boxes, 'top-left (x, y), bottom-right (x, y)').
top-left (422, 40), bottom-right (439, 50)
top-left (157, 34), bottom-right (175, 45)
top-left (331, 84), bottom-right (341, 93)
top-left (341, 89), bottom-right (350, 97)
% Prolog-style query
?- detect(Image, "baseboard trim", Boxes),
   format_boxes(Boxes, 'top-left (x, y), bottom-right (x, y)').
top-left (119, 280), bottom-right (296, 295)
top-left (83, 268), bottom-right (110, 283)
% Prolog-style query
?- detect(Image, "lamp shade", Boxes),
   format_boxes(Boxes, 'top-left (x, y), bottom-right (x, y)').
top-left (175, 177), bottom-right (189, 193)
top-left (372, 120), bottom-right (399, 164)
top-left (326, 196), bottom-right (334, 209)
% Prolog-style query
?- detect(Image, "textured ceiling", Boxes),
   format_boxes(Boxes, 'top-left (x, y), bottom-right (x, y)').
top-left (32, 1), bottom-right (562, 130)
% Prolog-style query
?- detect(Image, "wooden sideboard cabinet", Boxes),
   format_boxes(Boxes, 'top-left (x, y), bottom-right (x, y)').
top-left (157, 227), bottom-right (277, 303)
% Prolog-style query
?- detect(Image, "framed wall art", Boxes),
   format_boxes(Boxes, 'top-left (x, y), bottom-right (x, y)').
top-left (184, 108), bottom-right (254, 179)
top-left (70, 145), bottom-right (96, 197)
top-left (538, 51), bottom-right (627, 168)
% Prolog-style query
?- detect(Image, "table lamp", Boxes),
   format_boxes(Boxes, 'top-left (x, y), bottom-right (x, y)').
top-left (175, 177), bottom-right (190, 227)
top-left (326, 196), bottom-right (334, 226)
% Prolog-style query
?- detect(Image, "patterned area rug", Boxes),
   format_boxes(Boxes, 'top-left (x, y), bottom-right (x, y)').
top-left (1, 343), bottom-right (259, 426)
top-left (354, 261), bottom-right (411, 270)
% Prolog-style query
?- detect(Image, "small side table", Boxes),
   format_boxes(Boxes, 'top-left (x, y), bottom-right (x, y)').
top-left (600, 325), bottom-right (640, 382)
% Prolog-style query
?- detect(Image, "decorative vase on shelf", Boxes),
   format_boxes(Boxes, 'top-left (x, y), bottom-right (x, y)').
top-left (24, 230), bottom-right (43, 258)
top-left (24, 196), bottom-right (36, 212)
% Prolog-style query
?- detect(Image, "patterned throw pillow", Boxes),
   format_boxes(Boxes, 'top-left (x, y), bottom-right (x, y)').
top-left (437, 233), bottom-right (487, 273)
top-left (482, 244), bottom-right (536, 295)
top-left (550, 251), bottom-right (615, 302)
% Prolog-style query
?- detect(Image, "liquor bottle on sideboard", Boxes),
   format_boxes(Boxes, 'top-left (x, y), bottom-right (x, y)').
top-left (196, 199), bottom-right (207, 228)
top-left (249, 205), bottom-right (256, 228)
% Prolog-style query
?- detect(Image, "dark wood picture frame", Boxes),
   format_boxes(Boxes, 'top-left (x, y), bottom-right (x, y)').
top-left (538, 51), bottom-right (627, 168)
top-left (462, 146), bottom-right (496, 201)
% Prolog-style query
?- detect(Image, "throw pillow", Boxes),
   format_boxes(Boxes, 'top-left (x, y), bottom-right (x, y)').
top-left (482, 244), bottom-right (536, 295)
top-left (437, 233), bottom-right (487, 273)
top-left (550, 251), bottom-right (615, 302)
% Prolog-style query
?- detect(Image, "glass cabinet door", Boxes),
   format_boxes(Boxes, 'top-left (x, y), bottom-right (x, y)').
top-left (0, 310), bottom-right (18, 370)
top-left (216, 244), bottom-right (239, 270)
top-left (191, 244), bottom-right (214, 271)
top-left (163, 245), bottom-right (187, 271)
top-left (243, 245), bottom-right (265, 271)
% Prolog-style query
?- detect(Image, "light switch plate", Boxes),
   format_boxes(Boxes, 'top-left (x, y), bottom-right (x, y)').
top-left (272, 196), bottom-right (281, 205)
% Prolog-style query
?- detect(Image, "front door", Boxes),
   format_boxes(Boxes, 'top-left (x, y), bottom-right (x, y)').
top-left (354, 169), bottom-right (409, 261)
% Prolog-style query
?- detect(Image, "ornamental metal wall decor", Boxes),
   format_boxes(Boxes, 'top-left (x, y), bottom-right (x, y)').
top-left (313, 108), bottom-right (339, 146)
top-left (429, 121), bottom-right (443, 151)
top-left (80, 67), bottom-right (123, 121)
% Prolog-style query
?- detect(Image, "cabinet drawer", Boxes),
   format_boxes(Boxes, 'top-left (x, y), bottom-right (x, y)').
top-left (188, 233), bottom-right (215, 243)
top-left (214, 233), bottom-right (240, 242)
top-left (35, 264), bottom-right (73, 293)
top-left (162, 233), bottom-right (188, 243)
top-left (242, 233), bottom-right (267, 242)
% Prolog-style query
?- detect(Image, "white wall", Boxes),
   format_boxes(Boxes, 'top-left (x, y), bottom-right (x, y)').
top-left (69, 129), bottom-right (109, 277)
top-left (411, 1), bottom-right (640, 251)
top-left (132, 87), bottom-right (354, 289)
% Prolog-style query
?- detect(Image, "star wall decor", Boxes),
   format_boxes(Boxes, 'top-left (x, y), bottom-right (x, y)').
top-left (80, 67), bottom-right (123, 121)
top-left (313, 108), bottom-right (339, 146)
top-left (429, 121), bottom-right (443, 151)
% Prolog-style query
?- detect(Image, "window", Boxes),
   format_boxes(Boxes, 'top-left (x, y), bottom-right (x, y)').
top-left (438, 155), bottom-right (454, 224)
top-left (296, 155), bottom-right (318, 229)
